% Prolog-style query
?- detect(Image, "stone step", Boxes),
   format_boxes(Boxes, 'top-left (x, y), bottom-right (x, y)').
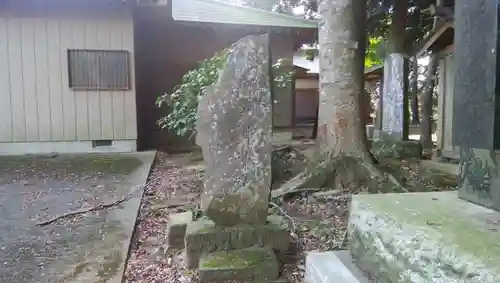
top-left (348, 191), bottom-right (500, 282)
top-left (198, 247), bottom-right (279, 283)
top-left (305, 251), bottom-right (371, 283)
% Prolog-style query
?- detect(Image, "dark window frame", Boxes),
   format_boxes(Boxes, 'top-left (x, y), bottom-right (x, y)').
top-left (67, 49), bottom-right (131, 91)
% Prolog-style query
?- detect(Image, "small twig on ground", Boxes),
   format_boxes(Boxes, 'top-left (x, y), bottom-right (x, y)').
top-left (340, 230), bottom-right (348, 248)
top-left (36, 176), bottom-right (163, 227)
top-left (269, 202), bottom-right (297, 238)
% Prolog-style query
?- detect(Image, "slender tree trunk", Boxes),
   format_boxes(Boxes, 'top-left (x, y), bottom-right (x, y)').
top-left (419, 0), bottom-right (443, 149)
top-left (410, 56), bottom-right (420, 124)
top-left (317, 0), bottom-right (370, 159)
top-left (420, 55), bottom-right (438, 149)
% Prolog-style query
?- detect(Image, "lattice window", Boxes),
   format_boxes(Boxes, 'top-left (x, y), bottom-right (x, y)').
top-left (68, 49), bottom-right (130, 90)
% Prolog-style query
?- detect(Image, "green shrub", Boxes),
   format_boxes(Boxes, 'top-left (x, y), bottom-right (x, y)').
top-left (156, 48), bottom-right (292, 139)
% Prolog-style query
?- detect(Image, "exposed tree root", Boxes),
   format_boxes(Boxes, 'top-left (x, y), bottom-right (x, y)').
top-left (272, 152), bottom-right (407, 199)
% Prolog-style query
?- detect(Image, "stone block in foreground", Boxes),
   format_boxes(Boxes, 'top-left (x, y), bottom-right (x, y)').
top-left (349, 191), bottom-right (500, 282)
top-left (198, 247), bottom-right (279, 283)
top-left (372, 137), bottom-right (422, 159)
top-left (184, 215), bottom-right (289, 268)
top-left (305, 251), bottom-right (370, 283)
top-left (166, 211), bottom-right (192, 251)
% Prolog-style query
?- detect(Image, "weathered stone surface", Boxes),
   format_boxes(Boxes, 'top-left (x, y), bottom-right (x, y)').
top-left (166, 211), bottom-right (192, 251)
top-left (184, 215), bottom-right (289, 268)
top-left (453, 0), bottom-right (500, 149)
top-left (196, 34), bottom-right (272, 226)
top-left (371, 137), bottom-right (422, 159)
top-left (458, 149), bottom-right (500, 211)
top-left (305, 251), bottom-right (370, 283)
top-left (198, 247), bottom-right (279, 283)
top-left (381, 53), bottom-right (407, 140)
top-left (349, 191), bottom-right (500, 282)
top-left (452, 1), bottom-right (500, 211)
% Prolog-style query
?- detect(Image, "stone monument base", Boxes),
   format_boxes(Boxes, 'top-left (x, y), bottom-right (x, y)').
top-left (348, 191), bottom-right (500, 282)
top-left (371, 131), bottom-right (422, 158)
top-left (164, 213), bottom-right (290, 282)
top-left (199, 247), bottom-right (279, 282)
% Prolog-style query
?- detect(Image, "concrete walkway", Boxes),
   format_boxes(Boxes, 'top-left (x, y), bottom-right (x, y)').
top-left (0, 151), bottom-right (155, 283)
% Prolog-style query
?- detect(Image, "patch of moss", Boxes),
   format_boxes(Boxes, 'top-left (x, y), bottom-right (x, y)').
top-left (356, 192), bottom-right (500, 269)
top-left (0, 154), bottom-right (142, 175)
top-left (200, 248), bottom-right (275, 269)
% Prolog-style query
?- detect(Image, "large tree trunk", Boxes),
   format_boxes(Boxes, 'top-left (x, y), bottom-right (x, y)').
top-left (271, 0), bottom-right (406, 197)
top-left (317, 0), bottom-right (369, 159)
top-left (410, 56), bottom-right (420, 124)
top-left (420, 55), bottom-right (438, 149)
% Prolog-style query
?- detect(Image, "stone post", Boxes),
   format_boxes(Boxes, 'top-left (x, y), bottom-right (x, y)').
top-left (453, 0), bottom-right (500, 211)
top-left (372, 54), bottom-right (421, 158)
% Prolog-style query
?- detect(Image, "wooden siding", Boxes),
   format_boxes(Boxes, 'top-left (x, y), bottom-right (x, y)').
top-left (0, 8), bottom-right (136, 143)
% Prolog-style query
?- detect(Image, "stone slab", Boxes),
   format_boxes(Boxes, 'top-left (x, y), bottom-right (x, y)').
top-left (166, 211), bottom-right (192, 251)
top-left (198, 247), bottom-right (279, 283)
top-left (305, 251), bottom-right (371, 283)
top-left (453, 0), bottom-right (500, 149)
top-left (184, 215), bottom-right (289, 268)
top-left (349, 191), bottom-right (500, 282)
top-left (458, 149), bottom-right (500, 211)
top-left (420, 160), bottom-right (458, 176)
top-left (371, 138), bottom-right (422, 159)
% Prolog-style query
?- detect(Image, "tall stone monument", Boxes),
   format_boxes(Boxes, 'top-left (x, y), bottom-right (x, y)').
top-left (381, 53), bottom-right (406, 140)
top-left (196, 35), bottom-right (272, 227)
top-left (168, 34), bottom-right (289, 283)
top-left (453, 0), bottom-right (500, 210)
top-left (372, 54), bottom-right (421, 158)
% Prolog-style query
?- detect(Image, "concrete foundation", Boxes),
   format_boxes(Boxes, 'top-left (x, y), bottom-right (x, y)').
top-left (305, 250), bottom-right (370, 283)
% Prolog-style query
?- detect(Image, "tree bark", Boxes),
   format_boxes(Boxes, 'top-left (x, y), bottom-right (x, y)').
top-left (317, 0), bottom-right (370, 160)
top-left (387, 0), bottom-right (408, 54)
top-left (420, 55), bottom-right (438, 149)
top-left (312, 102), bottom-right (319, 139)
top-left (410, 56), bottom-right (420, 124)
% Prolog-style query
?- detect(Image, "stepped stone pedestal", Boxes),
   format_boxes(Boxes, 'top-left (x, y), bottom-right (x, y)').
top-left (184, 215), bottom-right (290, 269)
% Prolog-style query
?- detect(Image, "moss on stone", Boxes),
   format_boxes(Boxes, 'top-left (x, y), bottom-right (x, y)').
top-left (372, 135), bottom-right (422, 159)
top-left (0, 154), bottom-right (142, 175)
top-left (198, 248), bottom-right (279, 282)
top-left (350, 191), bottom-right (500, 282)
top-left (184, 215), bottom-right (290, 268)
top-left (200, 248), bottom-right (275, 269)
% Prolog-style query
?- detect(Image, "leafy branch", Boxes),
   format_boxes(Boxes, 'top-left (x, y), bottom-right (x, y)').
top-left (156, 48), bottom-right (293, 139)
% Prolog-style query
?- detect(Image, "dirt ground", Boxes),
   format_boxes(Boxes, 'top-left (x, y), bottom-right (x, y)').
top-left (124, 151), bottom-right (457, 283)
